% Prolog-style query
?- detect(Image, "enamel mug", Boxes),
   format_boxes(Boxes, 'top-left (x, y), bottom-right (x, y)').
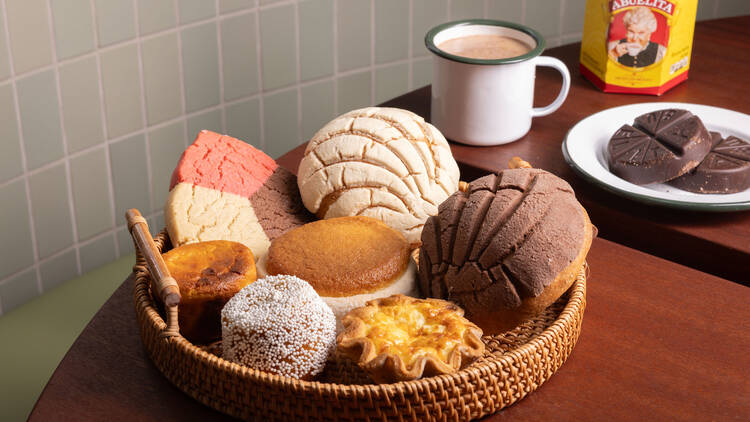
top-left (426, 20), bottom-right (571, 146)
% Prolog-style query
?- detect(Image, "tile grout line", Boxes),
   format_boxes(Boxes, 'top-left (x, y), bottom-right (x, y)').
top-left (214, 0), bottom-right (224, 146)
top-left (332, 0), bottom-right (339, 114)
top-left (254, 7), bottom-right (266, 149)
top-left (369, 0), bottom-right (375, 106)
top-left (0, 0), bottom-right (43, 300)
top-left (90, 0), bottom-right (120, 259)
top-left (407, 0), bottom-right (413, 91)
top-left (522, 0), bottom-right (527, 24)
top-left (294, 0), bottom-right (303, 145)
top-left (174, 0), bottom-right (188, 150)
top-left (45, 0), bottom-right (81, 294)
top-left (131, 1), bottom-right (154, 218)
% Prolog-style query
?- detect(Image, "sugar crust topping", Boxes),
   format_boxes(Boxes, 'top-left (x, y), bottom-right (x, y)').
top-left (221, 275), bottom-right (336, 379)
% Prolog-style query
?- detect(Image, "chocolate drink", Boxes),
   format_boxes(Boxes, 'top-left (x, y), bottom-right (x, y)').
top-left (607, 109), bottom-right (711, 185)
top-left (669, 133), bottom-right (750, 194)
top-left (438, 34), bottom-right (532, 60)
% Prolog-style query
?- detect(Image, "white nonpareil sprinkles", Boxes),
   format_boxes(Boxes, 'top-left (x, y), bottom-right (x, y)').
top-left (221, 275), bottom-right (336, 379)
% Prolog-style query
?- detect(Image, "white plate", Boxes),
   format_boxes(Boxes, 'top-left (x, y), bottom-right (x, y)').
top-left (562, 102), bottom-right (750, 211)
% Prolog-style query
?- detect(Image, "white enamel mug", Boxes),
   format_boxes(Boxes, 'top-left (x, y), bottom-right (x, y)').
top-left (426, 20), bottom-right (571, 146)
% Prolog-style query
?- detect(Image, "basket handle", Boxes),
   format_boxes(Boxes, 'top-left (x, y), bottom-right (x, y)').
top-left (126, 209), bottom-right (181, 337)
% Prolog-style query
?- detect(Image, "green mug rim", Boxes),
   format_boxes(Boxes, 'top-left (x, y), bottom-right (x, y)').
top-left (425, 19), bottom-right (546, 65)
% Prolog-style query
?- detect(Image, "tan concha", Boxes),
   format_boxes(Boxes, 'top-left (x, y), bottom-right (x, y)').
top-left (298, 107), bottom-right (460, 246)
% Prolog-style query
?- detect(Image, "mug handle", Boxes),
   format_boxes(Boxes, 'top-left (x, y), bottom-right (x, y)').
top-left (531, 56), bottom-right (571, 117)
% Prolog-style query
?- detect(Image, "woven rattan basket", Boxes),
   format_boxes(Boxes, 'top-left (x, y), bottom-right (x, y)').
top-left (131, 226), bottom-right (586, 421)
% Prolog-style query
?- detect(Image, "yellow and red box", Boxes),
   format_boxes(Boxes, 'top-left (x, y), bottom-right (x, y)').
top-left (579, 0), bottom-right (698, 95)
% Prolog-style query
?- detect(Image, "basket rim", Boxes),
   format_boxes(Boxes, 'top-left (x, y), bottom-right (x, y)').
top-left (134, 230), bottom-right (586, 395)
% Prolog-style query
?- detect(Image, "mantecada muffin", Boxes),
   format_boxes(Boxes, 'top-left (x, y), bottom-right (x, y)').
top-left (259, 216), bottom-right (417, 328)
top-left (162, 240), bottom-right (257, 343)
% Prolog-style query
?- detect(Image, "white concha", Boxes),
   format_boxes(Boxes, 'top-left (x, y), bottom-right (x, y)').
top-left (298, 107), bottom-right (460, 246)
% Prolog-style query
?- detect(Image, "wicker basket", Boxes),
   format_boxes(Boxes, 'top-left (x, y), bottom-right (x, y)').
top-left (133, 230), bottom-right (586, 421)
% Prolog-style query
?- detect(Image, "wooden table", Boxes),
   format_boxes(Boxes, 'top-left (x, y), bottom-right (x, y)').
top-left (281, 16), bottom-right (750, 285)
top-left (31, 17), bottom-right (750, 421)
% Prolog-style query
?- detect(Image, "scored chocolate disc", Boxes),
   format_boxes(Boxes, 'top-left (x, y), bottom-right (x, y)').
top-left (669, 133), bottom-right (750, 194)
top-left (607, 109), bottom-right (711, 185)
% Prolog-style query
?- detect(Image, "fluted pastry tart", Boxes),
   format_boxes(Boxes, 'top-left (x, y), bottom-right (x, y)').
top-left (337, 295), bottom-right (484, 383)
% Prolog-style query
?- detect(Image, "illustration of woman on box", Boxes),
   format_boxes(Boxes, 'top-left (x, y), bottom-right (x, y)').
top-left (608, 6), bottom-right (666, 68)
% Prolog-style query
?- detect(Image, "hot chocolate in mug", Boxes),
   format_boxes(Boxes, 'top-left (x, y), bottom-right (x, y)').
top-left (426, 20), bottom-right (570, 146)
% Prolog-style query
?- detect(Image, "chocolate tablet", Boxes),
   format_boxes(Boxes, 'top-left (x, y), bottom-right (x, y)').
top-left (669, 134), bottom-right (750, 194)
top-left (607, 109), bottom-right (711, 185)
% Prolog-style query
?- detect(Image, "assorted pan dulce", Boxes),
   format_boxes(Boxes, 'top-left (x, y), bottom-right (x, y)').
top-left (259, 216), bottom-right (417, 330)
top-left (297, 107), bottom-right (460, 247)
top-left (418, 168), bottom-right (594, 334)
top-left (336, 295), bottom-right (484, 383)
top-left (161, 240), bottom-right (256, 343)
top-left (221, 274), bottom-right (336, 380)
top-left (166, 130), bottom-right (313, 261)
top-left (155, 106), bottom-right (594, 382)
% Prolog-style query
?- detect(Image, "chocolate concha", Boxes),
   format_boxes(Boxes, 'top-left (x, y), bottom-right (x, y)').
top-left (418, 168), bottom-right (594, 334)
top-left (297, 107), bottom-right (460, 247)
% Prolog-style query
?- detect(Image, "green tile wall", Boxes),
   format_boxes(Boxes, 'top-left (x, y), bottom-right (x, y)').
top-left (1, 0), bottom-right (748, 313)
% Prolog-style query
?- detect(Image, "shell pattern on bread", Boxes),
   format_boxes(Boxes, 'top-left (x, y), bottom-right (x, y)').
top-left (297, 107), bottom-right (460, 246)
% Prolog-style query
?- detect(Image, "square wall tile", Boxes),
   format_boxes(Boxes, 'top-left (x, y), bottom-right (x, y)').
top-left (487, 0), bottom-right (523, 23)
top-left (696, 0), bottom-right (716, 21)
top-left (151, 213), bottom-right (165, 235)
top-left (94, 0), bottom-right (136, 47)
top-left (263, 89), bottom-right (298, 158)
top-left (299, 0), bottom-right (334, 81)
top-left (79, 234), bottom-right (116, 273)
top-left (110, 134), bottom-right (150, 223)
top-left (101, 44), bottom-right (144, 138)
top-left (562, 0), bottom-right (586, 35)
top-left (412, 0), bottom-right (447, 57)
top-left (221, 13), bottom-right (259, 101)
top-left (562, 34), bottom-right (582, 45)
top-left (0, 268), bottom-right (38, 314)
top-left (116, 226), bottom-right (133, 256)
top-left (182, 23), bottom-right (221, 113)
top-left (59, 56), bottom-right (105, 153)
top-left (411, 58), bottom-right (432, 89)
top-left (51, 0), bottom-right (95, 60)
top-left (301, 80), bottom-right (334, 141)
top-left (260, 0), bottom-right (283, 5)
top-left (526, 0), bottom-right (561, 39)
top-left (375, 0), bottom-right (408, 64)
top-left (142, 33), bottom-right (182, 124)
top-left (220, 0), bottom-right (253, 14)
top-left (225, 97), bottom-right (260, 146)
top-left (149, 122), bottom-right (186, 211)
top-left (451, 0), bottom-right (484, 20)
top-left (0, 14), bottom-right (10, 80)
top-left (375, 63), bottom-right (408, 104)
top-left (0, 180), bottom-right (34, 279)
top-left (138, 0), bottom-right (176, 35)
top-left (716, 0), bottom-right (750, 18)
top-left (70, 148), bottom-right (113, 240)
top-left (179, 0), bottom-right (216, 24)
top-left (0, 84), bottom-right (23, 181)
top-left (187, 109), bottom-right (223, 139)
top-left (5, 0), bottom-right (53, 74)
top-left (29, 163), bottom-right (74, 259)
top-left (337, 0), bottom-right (371, 71)
top-left (337, 70), bottom-right (371, 113)
top-left (16, 70), bottom-right (64, 170)
top-left (260, 5), bottom-right (297, 90)
top-left (40, 249), bottom-right (78, 291)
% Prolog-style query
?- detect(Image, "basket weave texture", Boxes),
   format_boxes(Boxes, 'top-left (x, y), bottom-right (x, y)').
top-left (133, 230), bottom-right (586, 421)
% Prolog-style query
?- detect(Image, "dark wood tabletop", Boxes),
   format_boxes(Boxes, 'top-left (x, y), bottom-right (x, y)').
top-left (31, 16), bottom-right (750, 422)
top-left (279, 16), bottom-right (750, 285)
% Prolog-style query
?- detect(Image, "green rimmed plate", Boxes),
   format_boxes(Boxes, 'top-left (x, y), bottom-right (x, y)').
top-left (562, 102), bottom-right (750, 212)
